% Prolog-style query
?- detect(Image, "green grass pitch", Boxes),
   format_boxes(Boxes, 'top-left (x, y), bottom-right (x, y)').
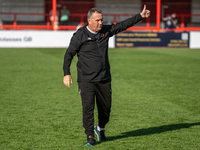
top-left (0, 48), bottom-right (200, 149)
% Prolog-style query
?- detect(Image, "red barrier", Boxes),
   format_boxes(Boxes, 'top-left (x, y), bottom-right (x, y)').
top-left (0, 12), bottom-right (200, 32)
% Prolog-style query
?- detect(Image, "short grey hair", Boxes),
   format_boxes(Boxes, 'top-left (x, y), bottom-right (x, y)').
top-left (87, 8), bottom-right (102, 19)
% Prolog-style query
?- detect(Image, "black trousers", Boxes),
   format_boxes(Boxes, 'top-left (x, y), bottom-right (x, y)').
top-left (78, 81), bottom-right (112, 136)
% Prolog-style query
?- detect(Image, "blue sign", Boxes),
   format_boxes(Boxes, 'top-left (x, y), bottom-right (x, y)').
top-left (115, 32), bottom-right (189, 48)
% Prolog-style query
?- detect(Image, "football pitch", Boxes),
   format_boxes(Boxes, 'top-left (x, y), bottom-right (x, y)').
top-left (0, 48), bottom-right (200, 149)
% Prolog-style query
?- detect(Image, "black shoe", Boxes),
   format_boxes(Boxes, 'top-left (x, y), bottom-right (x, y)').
top-left (94, 126), bottom-right (108, 141)
top-left (85, 135), bottom-right (96, 146)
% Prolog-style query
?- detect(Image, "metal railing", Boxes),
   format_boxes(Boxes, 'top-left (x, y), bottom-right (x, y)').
top-left (0, 12), bottom-right (200, 32)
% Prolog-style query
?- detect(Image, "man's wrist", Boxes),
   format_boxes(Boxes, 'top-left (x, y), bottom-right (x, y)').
top-left (64, 73), bottom-right (71, 76)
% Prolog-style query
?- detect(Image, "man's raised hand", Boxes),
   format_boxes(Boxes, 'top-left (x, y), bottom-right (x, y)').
top-left (140, 5), bottom-right (150, 18)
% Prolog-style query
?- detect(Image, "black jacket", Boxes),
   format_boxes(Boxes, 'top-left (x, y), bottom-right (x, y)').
top-left (63, 13), bottom-right (143, 82)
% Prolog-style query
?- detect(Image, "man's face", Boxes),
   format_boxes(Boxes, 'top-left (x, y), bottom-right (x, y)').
top-left (88, 12), bottom-right (103, 32)
top-left (172, 13), bottom-right (176, 18)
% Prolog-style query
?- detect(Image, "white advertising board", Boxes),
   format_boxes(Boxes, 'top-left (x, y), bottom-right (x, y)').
top-left (0, 30), bottom-right (115, 48)
top-left (190, 31), bottom-right (200, 49)
top-left (0, 30), bottom-right (74, 48)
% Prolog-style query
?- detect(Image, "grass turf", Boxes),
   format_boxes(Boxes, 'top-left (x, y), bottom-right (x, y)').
top-left (0, 48), bottom-right (200, 149)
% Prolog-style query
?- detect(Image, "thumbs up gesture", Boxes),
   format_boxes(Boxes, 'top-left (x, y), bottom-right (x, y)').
top-left (140, 5), bottom-right (150, 18)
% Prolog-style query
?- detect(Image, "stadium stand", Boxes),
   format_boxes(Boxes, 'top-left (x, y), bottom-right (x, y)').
top-left (0, 0), bottom-right (200, 31)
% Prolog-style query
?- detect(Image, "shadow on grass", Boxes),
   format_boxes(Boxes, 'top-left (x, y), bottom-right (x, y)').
top-left (108, 122), bottom-right (200, 141)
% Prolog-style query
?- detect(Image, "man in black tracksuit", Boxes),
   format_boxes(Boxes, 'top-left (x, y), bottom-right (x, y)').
top-left (63, 5), bottom-right (150, 146)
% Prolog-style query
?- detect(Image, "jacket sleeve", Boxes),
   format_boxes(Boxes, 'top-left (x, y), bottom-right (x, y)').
top-left (109, 13), bottom-right (143, 36)
top-left (63, 31), bottom-right (81, 76)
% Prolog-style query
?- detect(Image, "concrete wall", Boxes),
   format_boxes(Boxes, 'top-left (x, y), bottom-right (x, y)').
top-left (0, 0), bottom-right (44, 22)
top-left (95, 0), bottom-right (141, 24)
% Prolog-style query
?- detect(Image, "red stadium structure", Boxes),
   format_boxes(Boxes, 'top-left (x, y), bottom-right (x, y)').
top-left (0, 0), bottom-right (200, 32)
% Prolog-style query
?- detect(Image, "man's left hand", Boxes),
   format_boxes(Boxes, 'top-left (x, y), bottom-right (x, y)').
top-left (140, 5), bottom-right (150, 18)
